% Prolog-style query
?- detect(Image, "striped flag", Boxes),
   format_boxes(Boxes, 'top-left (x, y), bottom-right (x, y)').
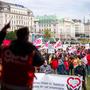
top-left (33, 38), bottom-right (43, 46)
top-left (54, 40), bottom-right (62, 49)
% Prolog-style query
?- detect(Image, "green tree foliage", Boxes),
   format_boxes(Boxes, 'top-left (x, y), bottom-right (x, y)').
top-left (5, 31), bottom-right (16, 40)
top-left (43, 29), bottom-right (51, 40)
top-left (43, 29), bottom-right (52, 42)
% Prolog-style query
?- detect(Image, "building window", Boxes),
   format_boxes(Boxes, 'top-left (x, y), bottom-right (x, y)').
top-left (14, 21), bottom-right (15, 24)
top-left (5, 14), bottom-right (7, 18)
top-left (11, 20), bottom-right (13, 25)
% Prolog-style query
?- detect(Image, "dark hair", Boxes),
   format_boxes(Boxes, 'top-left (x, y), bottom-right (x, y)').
top-left (16, 27), bottom-right (29, 40)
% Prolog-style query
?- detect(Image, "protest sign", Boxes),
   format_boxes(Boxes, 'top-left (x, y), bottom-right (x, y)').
top-left (33, 73), bottom-right (82, 90)
top-left (48, 44), bottom-right (55, 53)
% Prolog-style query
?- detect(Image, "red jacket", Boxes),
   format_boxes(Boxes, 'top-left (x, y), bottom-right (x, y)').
top-left (64, 61), bottom-right (69, 70)
top-left (1, 47), bottom-right (35, 86)
top-left (1, 40), bottom-right (44, 88)
top-left (86, 54), bottom-right (90, 65)
top-left (51, 59), bottom-right (58, 70)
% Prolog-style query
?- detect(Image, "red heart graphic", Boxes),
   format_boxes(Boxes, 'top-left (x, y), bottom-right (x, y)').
top-left (67, 77), bottom-right (81, 89)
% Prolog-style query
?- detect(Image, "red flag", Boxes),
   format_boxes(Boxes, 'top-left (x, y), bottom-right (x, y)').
top-left (3, 39), bottom-right (11, 47)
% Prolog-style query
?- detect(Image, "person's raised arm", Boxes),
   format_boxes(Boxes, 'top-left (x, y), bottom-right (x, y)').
top-left (0, 22), bottom-right (10, 45)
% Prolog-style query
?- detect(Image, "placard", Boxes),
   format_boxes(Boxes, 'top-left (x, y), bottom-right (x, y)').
top-left (33, 73), bottom-right (82, 90)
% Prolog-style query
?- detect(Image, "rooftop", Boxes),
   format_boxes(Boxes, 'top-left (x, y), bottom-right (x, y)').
top-left (0, 1), bottom-right (25, 8)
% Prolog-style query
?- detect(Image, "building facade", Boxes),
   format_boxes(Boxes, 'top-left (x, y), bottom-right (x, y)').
top-left (84, 21), bottom-right (90, 37)
top-left (35, 16), bottom-right (75, 40)
top-left (0, 1), bottom-right (34, 41)
top-left (73, 19), bottom-right (84, 37)
top-left (57, 18), bottom-right (75, 40)
top-left (34, 15), bottom-right (85, 40)
top-left (0, 1), bottom-right (85, 42)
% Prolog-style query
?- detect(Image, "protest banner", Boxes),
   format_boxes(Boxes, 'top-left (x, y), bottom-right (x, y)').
top-left (33, 73), bottom-right (82, 90)
top-left (48, 44), bottom-right (55, 53)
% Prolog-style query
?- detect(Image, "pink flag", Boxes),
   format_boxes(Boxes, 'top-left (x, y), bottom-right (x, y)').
top-left (33, 38), bottom-right (42, 46)
top-left (45, 41), bottom-right (50, 48)
top-left (54, 40), bottom-right (62, 48)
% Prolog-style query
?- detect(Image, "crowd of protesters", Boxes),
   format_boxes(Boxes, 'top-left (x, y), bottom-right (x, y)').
top-left (37, 45), bottom-right (90, 90)
top-left (0, 22), bottom-right (90, 90)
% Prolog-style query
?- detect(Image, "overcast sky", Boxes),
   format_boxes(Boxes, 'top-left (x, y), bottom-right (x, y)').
top-left (1, 0), bottom-right (90, 19)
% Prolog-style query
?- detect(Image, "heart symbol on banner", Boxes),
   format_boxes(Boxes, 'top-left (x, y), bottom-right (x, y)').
top-left (67, 77), bottom-right (81, 89)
